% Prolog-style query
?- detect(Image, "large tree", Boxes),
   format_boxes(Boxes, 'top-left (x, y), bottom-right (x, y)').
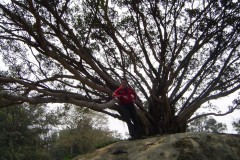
top-left (0, 0), bottom-right (239, 138)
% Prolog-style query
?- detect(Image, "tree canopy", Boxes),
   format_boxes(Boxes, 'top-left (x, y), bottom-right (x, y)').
top-left (0, 0), bottom-right (239, 137)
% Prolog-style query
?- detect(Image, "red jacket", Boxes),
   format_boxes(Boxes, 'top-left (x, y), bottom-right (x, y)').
top-left (113, 86), bottom-right (137, 105)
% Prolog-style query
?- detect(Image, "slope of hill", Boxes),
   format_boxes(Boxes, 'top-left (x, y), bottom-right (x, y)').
top-left (73, 132), bottom-right (240, 160)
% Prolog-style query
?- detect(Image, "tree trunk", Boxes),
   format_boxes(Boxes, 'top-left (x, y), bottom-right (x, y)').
top-left (137, 113), bottom-right (187, 138)
top-left (118, 101), bottom-right (188, 138)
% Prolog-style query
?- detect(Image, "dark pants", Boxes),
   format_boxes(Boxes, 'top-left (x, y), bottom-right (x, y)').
top-left (120, 103), bottom-right (140, 137)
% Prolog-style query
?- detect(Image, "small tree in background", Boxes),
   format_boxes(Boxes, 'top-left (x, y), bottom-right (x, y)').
top-left (49, 106), bottom-right (121, 159)
top-left (232, 119), bottom-right (240, 134)
top-left (204, 118), bottom-right (227, 133)
top-left (187, 116), bottom-right (227, 133)
top-left (187, 115), bottom-right (208, 132)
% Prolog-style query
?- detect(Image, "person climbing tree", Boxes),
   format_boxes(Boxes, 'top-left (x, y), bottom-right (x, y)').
top-left (113, 77), bottom-right (140, 138)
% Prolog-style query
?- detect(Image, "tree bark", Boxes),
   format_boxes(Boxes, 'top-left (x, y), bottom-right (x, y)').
top-left (116, 100), bottom-right (187, 139)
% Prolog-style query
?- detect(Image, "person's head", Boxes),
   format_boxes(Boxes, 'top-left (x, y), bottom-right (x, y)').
top-left (120, 77), bottom-right (128, 88)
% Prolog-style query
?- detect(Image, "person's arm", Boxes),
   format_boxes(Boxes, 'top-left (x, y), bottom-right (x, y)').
top-left (113, 88), bottom-right (129, 100)
top-left (113, 88), bottom-right (122, 98)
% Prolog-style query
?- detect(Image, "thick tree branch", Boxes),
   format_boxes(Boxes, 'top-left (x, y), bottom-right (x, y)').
top-left (187, 102), bottom-right (240, 123)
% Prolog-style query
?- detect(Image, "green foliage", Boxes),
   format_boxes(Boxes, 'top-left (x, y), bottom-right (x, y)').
top-left (51, 127), bottom-right (118, 159)
top-left (49, 106), bottom-right (121, 159)
top-left (187, 116), bottom-right (227, 133)
top-left (0, 103), bottom-right (120, 160)
top-left (204, 118), bottom-right (227, 133)
top-left (232, 119), bottom-right (240, 134)
top-left (0, 104), bottom-right (57, 160)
